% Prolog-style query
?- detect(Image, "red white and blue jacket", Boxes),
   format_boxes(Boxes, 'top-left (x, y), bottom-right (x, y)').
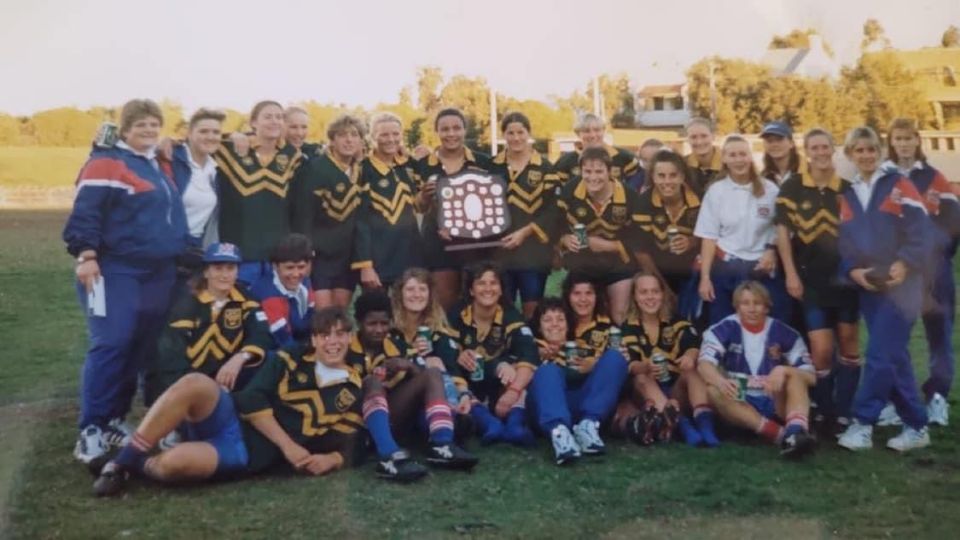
top-left (838, 166), bottom-right (933, 314)
top-left (248, 270), bottom-right (315, 350)
top-left (699, 315), bottom-right (811, 395)
top-left (894, 160), bottom-right (960, 259)
top-left (62, 143), bottom-right (188, 268)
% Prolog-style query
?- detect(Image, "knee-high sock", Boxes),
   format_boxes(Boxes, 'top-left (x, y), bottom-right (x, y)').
top-left (363, 394), bottom-right (399, 459)
top-left (425, 400), bottom-right (454, 445)
top-left (502, 406), bottom-right (535, 447)
top-left (114, 431), bottom-right (155, 473)
top-left (693, 404), bottom-right (719, 447)
top-left (469, 403), bottom-right (503, 445)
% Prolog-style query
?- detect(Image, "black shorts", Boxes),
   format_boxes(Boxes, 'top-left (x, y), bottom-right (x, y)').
top-left (311, 266), bottom-right (359, 292)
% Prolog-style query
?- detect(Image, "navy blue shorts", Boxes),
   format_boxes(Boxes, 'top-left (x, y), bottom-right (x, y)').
top-left (182, 388), bottom-right (249, 475)
top-left (502, 270), bottom-right (549, 303)
top-left (745, 393), bottom-right (777, 420)
top-left (311, 266), bottom-right (359, 292)
top-left (802, 300), bottom-right (859, 331)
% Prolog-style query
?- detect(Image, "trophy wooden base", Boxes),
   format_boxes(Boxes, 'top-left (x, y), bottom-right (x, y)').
top-left (444, 240), bottom-right (504, 251)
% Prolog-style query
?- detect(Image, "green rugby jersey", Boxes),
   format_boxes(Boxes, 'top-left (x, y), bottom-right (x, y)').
top-left (488, 151), bottom-right (561, 271)
top-left (234, 349), bottom-right (365, 473)
top-left (345, 333), bottom-right (410, 389)
top-left (290, 152), bottom-right (371, 277)
top-left (684, 148), bottom-right (722, 196)
top-left (357, 153), bottom-right (422, 283)
top-left (635, 185), bottom-right (702, 277)
top-left (214, 139), bottom-right (302, 261)
top-left (621, 316), bottom-right (699, 381)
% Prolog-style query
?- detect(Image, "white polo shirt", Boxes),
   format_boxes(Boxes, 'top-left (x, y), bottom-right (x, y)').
top-left (694, 176), bottom-right (779, 261)
top-left (181, 147), bottom-right (218, 239)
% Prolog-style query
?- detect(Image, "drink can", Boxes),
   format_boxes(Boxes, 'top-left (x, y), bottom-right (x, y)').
top-left (651, 352), bottom-right (670, 383)
top-left (666, 226), bottom-right (679, 253)
top-left (416, 326), bottom-right (433, 354)
top-left (573, 224), bottom-right (587, 250)
top-left (730, 373), bottom-right (748, 401)
top-left (608, 327), bottom-right (622, 350)
top-left (564, 341), bottom-right (579, 371)
top-left (94, 122), bottom-right (119, 148)
top-left (470, 354), bottom-right (485, 382)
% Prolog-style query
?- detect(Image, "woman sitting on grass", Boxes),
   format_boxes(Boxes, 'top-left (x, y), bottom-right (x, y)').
top-left (613, 271), bottom-right (718, 447)
top-left (697, 281), bottom-right (816, 460)
top-left (93, 307), bottom-right (365, 496)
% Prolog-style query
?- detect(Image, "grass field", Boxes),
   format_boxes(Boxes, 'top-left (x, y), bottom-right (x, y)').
top-left (1, 210), bottom-right (959, 539)
top-left (0, 147), bottom-right (88, 188)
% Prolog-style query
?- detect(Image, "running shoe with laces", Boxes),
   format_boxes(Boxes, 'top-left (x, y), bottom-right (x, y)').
top-left (927, 393), bottom-right (949, 427)
top-left (550, 424), bottom-right (581, 465)
top-left (572, 418), bottom-right (605, 455)
top-left (74, 425), bottom-right (108, 466)
top-left (837, 421), bottom-right (873, 451)
top-left (375, 450), bottom-right (429, 482)
top-left (886, 426), bottom-right (931, 452)
top-left (103, 418), bottom-right (134, 449)
top-left (780, 430), bottom-right (816, 460)
top-left (425, 443), bottom-right (479, 470)
top-left (876, 403), bottom-right (902, 426)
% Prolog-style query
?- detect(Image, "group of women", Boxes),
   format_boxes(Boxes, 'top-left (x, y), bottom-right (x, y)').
top-left (63, 98), bottom-right (957, 495)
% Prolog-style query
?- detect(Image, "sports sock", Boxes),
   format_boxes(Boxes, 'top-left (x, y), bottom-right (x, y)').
top-left (362, 394), bottom-right (400, 459)
top-left (469, 403), bottom-right (503, 445)
top-left (678, 415), bottom-right (703, 447)
top-left (425, 400), bottom-right (455, 445)
top-left (755, 417), bottom-right (784, 445)
top-left (114, 431), bottom-right (155, 473)
top-left (502, 406), bottom-right (535, 447)
top-left (784, 412), bottom-right (809, 437)
top-left (693, 405), bottom-right (720, 447)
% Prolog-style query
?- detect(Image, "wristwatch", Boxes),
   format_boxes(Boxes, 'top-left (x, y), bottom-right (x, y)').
top-left (76, 253), bottom-right (97, 264)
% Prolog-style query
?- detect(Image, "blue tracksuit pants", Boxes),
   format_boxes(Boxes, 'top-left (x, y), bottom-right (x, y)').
top-left (708, 257), bottom-right (791, 325)
top-left (526, 350), bottom-right (628, 432)
top-left (921, 254), bottom-right (955, 400)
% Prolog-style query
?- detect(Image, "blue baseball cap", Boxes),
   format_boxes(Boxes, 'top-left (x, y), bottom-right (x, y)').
top-left (202, 242), bottom-right (242, 264)
top-left (761, 121), bottom-right (792, 139)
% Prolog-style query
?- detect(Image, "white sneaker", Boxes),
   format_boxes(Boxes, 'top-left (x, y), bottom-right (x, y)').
top-left (550, 424), bottom-right (581, 465)
top-left (837, 421), bottom-right (873, 451)
top-left (158, 430), bottom-right (182, 451)
top-left (886, 426), bottom-right (931, 452)
top-left (927, 393), bottom-right (949, 427)
top-left (572, 419), bottom-right (605, 455)
top-left (74, 425), bottom-right (108, 465)
top-left (103, 417), bottom-right (134, 449)
top-left (876, 403), bottom-right (902, 426)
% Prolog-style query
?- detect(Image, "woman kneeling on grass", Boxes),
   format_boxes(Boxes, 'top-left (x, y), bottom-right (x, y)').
top-left (612, 271), bottom-right (718, 447)
top-left (696, 281), bottom-right (816, 460)
top-left (93, 307), bottom-right (365, 496)
top-left (525, 275), bottom-right (629, 464)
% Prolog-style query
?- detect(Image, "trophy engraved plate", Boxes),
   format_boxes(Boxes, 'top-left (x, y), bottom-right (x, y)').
top-left (436, 171), bottom-right (511, 251)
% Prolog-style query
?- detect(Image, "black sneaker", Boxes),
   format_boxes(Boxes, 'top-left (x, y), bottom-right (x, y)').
top-left (92, 461), bottom-right (129, 497)
top-left (780, 430), bottom-right (816, 460)
top-left (659, 404), bottom-right (680, 442)
top-left (640, 405), bottom-right (660, 446)
top-left (425, 443), bottom-right (479, 471)
top-left (375, 450), bottom-right (428, 483)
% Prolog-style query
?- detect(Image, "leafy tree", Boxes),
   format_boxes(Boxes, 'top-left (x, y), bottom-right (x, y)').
top-left (416, 66), bottom-right (444, 113)
top-left (840, 51), bottom-right (929, 130)
top-left (943, 25), bottom-right (960, 48)
top-left (30, 107), bottom-right (100, 146)
top-left (769, 29), bottom-right (834, 56)
top-left (861, 18), bottom-right (891, 51)
top-left (438, 74), bottom-right (493, 148)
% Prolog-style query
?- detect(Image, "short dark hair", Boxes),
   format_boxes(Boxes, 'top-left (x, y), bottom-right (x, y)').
top-left (530, 297), bottom-right (568, 340)
top-left (188, 108), bottom-right (226, 130)
top-left (270, 233), bottom-right (313, 263)
top-left (561, 273), bottom-right (607, 321)
top-left (354, 289), bottom-right (392, 322)
top-left (578, 146), bottom-right (612, 170)
top-left (311, 306), bottom-right (353, 335)
top-left (500, 111), bottom-right (531, 133)
top-left (647, 149), bottom-right (692, 190)
top-left (434, 107), bottom-right (466, 131)
top-left (462, 260), bottom-right (506, 305)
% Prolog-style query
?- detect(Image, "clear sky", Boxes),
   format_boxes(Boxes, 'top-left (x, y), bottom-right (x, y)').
top-left (0, 0), bottom-right (957, 115)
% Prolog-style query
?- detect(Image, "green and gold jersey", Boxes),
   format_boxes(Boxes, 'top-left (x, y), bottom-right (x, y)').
top-left (234, 349), bottom-right (364, 473)
top-left (557, 179), bottom-right (645, 277)
top-left (684, 148), bottom-right (722, 196)
top-left (636, 185), bottom-right (701, 277)
top-left (775, 173), bottom-right (853, 305)
top-left (357, 153), bottom-right (422, 283)
top-left (488, 151), bottom-right (562, 271)
top-left (215, 139), bottom-right (302, 261)
top-left (621, 316), bottom-right (699, 380)
top-left (447, 304), bottom-right (539, 373)
top-left (345, 333), bottom-right (409, 389)
top-left (566, 315), bottom-right (623, 383)
top-left (146, 287), bottom-right (270, 404)
top-left (554, 144), bottom-right (638, 184)
top-left (388, 324), bottom-right (462, 389)
top-left (290, 152), bottom-right (371, 277)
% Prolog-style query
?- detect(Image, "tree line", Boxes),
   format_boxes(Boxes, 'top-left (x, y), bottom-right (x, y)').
top-left (1, 20), bottom-right (956, 148)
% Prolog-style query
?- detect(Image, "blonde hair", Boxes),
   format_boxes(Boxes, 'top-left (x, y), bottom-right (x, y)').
top-left (843, 126), bottom-right (883, 157)
top-left (284, 106), bottom-right (308, 121)
top-left (326, 113), bottom-right (367, 141)
top-left (626, 270), bottom-right (675, 322)
top-left (574, 112), bottom-right (605, 133)
top-left (887, 118), bottom-right (926, 162)
top-left (390, 267), bottom-right (448, 333)
top-left (369, 111), bottom-right (403, 137)
top-left (732, 281), bottom-right (773, 309)
top-left (719, 134), bottom-right (764, 197)
top-left (802, 127), bottom-right (835, 150)
top-left (119, 99), bottom-right (163, 137)
top-left (684, 116), bottom-right (715, 135)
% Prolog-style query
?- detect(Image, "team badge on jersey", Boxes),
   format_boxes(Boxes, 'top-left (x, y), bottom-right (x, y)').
top-left (223, 308), bottom-right (242, 329)
top-left (611, 167), bottom-right (622, 180)
top-left (378, 178), bottom-right (390, 188)
top-left (571, 166), bottom-right (580, 176)
top-left (464, 335), bottom-right (473, 346)
top-left (757, 205), bottom-right (772, 218)
top-left (654, 214), bottom-right (667, 225)
top-left (242, 156), bottom-right (254, 166)
top-left (335, 388), bottom-right (356, 411)
top-left (296, 372), bottom-right (309, 384)
top-left (801, 200), bottom-right (812, 210)
top-left (336, 182), bottom-right (346, 193)
top-left (662, 326), bottom-right (675, 346)
top-left (488, 326), bottom-right (503, 347)
top-left (528, 170), bottom-right (543, 185)
top-left (575, 207), bottom-right (588, 218)
top-left (767, 344), bottom-right (782, 361)
top-left (590, 330), bottom-right (606, 348)
top-left (611, 205), bottom-right (627, 224)
top-left (275, 154), bottom-right (290, 171)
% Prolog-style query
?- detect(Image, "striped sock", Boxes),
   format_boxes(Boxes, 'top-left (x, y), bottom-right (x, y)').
top-left (755, 418), bottom-right (784, 444)
top-left (784, 412), bottom-right (809, 437)
top-left (363, 394), bottom-right (400, 459)
top-left (425, 400), bottom-right (455, 445)
top-left (115, 431), bottom-right (155, 473)
top-left (693, 405), bottom-right (720, 447)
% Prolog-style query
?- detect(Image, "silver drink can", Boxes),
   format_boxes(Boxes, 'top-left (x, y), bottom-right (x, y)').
top-left (94, 122), bottom-right (119, 148)
top-left (573, 224), bottom-right (587, 250)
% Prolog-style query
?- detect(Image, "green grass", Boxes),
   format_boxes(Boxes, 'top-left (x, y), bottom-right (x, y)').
top-left (0, 147), bottom-right (88, 187)
top-left (1, 210), bottom-right (959, 539)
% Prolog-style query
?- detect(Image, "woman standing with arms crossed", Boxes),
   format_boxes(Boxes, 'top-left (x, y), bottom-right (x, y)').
top-left (64, 99), bottom-right (189, 466)
top-left (489, 112), bottom-right (561, 318)
top-left (836, 126), bottom-right (933, 453)
top-left (775, 128), bottom-right (861, 432)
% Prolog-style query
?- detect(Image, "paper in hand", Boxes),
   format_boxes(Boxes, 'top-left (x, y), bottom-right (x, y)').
top-left (87, 276), bottom-right (106, 317)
